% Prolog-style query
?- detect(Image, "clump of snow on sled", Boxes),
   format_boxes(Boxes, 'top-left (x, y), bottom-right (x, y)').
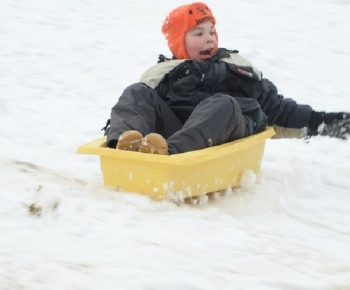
top-left (240, 169), bottom-right (257, 190)
top-left (77, 128), bottom-right (275, 200)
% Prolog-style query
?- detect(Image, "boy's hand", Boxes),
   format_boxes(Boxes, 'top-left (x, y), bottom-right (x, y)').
top-left (308, 111), bottom-right (350, 140)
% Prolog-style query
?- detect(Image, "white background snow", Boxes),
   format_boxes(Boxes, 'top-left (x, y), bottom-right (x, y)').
top-left (1, 0), bottom-right (350, 289)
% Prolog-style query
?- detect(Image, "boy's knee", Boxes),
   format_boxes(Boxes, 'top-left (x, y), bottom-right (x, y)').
top-left (209, 94), bottom-right (241, 113)
top-left (121, 83), bottom-right (157, 105)
top-left (124, 82), bottom-right (149, 93)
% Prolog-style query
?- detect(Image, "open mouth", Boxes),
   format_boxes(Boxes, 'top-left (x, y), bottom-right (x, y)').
top-left (199, 48), bottom-right (213, 56)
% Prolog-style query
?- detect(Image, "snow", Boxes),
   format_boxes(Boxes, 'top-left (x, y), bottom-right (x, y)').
top-left (239, 169), bottom-right (257, 190)
top-left (1, 0), bottom-right (350, 288)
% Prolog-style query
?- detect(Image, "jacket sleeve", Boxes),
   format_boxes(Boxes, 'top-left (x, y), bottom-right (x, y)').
top-left (258, 78), bottom-right (313, 129)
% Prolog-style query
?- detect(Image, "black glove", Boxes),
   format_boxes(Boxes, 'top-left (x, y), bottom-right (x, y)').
top-left (308, 111), bottom-right (350, 140)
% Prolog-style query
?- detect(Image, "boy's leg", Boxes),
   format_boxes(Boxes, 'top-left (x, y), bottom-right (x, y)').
top-left (167, 94), bottom-right (248, 154)
top-left (107, 82), bottom-right (183, 148)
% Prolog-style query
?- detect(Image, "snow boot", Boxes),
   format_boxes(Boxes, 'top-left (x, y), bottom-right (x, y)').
top-left (139, 133), bottom-right (168, 155)
top-left (117, 130), bottom-right (143, 151)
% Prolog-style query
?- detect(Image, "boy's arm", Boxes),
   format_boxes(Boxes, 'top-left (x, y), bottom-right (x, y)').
top-left (258, 78), bottom-right (350, 140)
top-left (258, 78), bottom-right (312, 129)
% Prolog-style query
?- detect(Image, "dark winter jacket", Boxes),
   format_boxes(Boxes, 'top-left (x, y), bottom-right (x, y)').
top-left (140, 48), bottom-right (313, 138)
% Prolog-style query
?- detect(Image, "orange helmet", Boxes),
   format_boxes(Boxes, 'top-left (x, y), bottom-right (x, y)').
top-left (161, 2), bottom-right (218, 59)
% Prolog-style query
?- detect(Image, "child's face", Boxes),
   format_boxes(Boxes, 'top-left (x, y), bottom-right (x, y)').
top-left (184, 20), bottom-right (218, 61)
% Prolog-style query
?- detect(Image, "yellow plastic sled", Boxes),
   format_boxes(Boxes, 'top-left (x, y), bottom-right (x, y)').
top-left (77, 127), bottom-right (275, 200)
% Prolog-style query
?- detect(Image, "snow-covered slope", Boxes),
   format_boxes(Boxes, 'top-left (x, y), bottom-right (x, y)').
top-left (1, 0), bottom-right (350, 288)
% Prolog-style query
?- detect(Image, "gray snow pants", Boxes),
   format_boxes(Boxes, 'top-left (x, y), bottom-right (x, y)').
top-left (107, 82), bottom-right (251, 155)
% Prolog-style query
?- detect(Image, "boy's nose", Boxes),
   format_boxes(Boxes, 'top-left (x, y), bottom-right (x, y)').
top-left (206, 37), bottom-right (214, 43)
top-left (206, 34), bottom-right (215, 43)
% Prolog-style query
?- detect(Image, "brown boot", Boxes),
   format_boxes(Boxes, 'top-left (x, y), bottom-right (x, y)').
top-left (138, 133), bottom-right (168, 155)
top-left (117, 130), bottom-right (143, 151)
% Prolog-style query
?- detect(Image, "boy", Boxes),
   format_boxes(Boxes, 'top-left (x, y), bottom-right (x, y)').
top-left (105, 2), bottom-right (349, 155)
